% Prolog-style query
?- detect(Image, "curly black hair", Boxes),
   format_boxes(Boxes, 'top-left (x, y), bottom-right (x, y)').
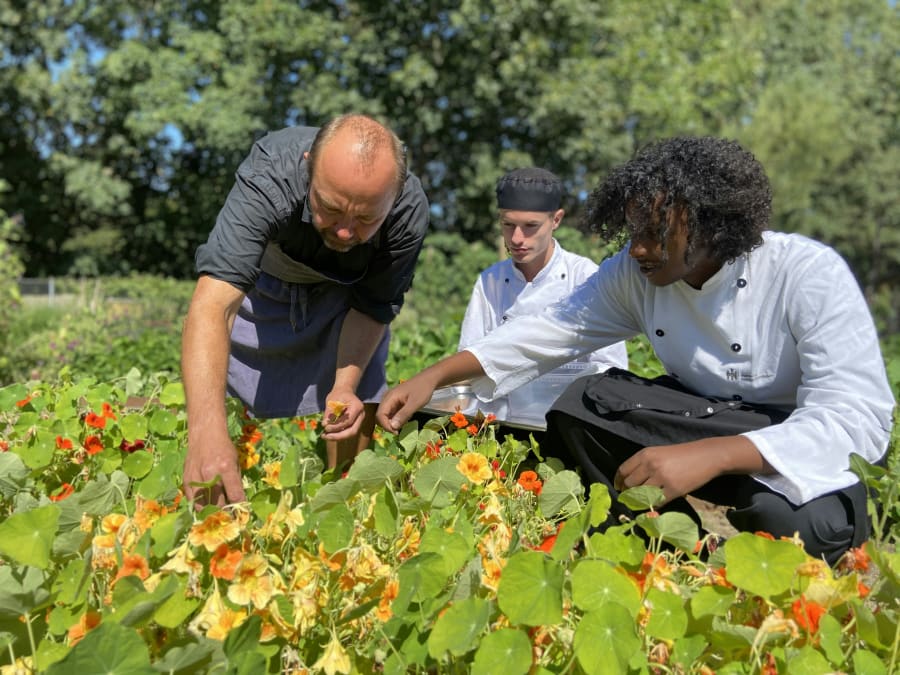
top-left (582, 136), bottom-right (772, 264)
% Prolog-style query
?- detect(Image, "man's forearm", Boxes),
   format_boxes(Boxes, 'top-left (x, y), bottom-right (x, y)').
top-left (332, 308), bottom-right (388, 394)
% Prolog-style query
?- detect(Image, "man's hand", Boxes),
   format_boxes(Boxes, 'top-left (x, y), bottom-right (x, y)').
top-left (614, 435), bottom-right (771, 505)
top-left (321, 391), bottom-right (365, 441)
top-left (182, 429), bottom-right (247, 507)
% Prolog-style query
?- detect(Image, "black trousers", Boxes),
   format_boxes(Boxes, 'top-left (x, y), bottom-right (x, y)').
top-left (544, 369), bottom-right (873, 566)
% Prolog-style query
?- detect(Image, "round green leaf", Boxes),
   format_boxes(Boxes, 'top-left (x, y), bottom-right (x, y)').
top-left (412, 456), bottom-right (466, 508)
top-left (472, 628), bottom-right (533, 675)
top-left (644, 587), bottom-right (688, 640)
top-left (538, 470), bottom-right (584, 516)
top-left (122, 450), bottom-right (154, 478)
top-left (44, 621), bottom-right (155, 675)
top-left (571, 559), bottom-right (641, 617)
top-left (148, 408), bottom-right (178, 435)
top-left (690, 584), bottom-right (735, 619)
top-left (427, 596), bottom-right (491, 658)
top-left (317, 503), bottom-right (355, 553)
top-left (574, 605), bottom-right (641, 675)
top-left (0, 504), bottom-right (60, 569)
top-left (118, 413), bottom-right (148, 443)
top-left (497, 551), bottom-right (564, 626)
top-left (723, 532), bottom-right (808, 598)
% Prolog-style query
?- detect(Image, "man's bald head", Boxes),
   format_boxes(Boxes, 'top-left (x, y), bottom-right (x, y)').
top-left (308, 114), bottom-right (407, 195)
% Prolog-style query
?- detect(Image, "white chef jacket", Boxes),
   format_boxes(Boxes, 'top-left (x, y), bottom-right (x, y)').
top-left (466, 231), bottom-right (895, 504)
top-left (458, 241), bottom-right (629, 422)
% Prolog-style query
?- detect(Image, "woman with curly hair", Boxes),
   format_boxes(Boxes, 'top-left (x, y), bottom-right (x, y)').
top-left (377, 136), bottom-right (894, 564)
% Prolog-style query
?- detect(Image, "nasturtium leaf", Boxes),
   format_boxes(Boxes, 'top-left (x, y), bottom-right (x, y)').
top-left (397, 552), bottom-right (449, 605)
top-left (471, 627), bottom-right (532, 675)
top-left (309, 478), bottom-right (361, 512)
top-left (708, 616), bottom-right (756, 650)
top-left (412, 456), bottom-right (466, 508)
top-left (158, 382), bottom-right (185, 406)
top-left (587, 482), bottom-right (612, 527)
top-left (0, 504), bottom-right (60, 568)
top-left (852, 649), bottom-right (888, 675)
top-left (538, 470), bottom-right (584, 516)
top-left (644, 587), bottom-right (688, 640)
top-left (853, 602), bottom-right (887, 649)
top-left (76, 470), bottom-right (131, 517)
top-left (0, 565), bottom-right (51, 617)
top-left (122, 450), bottom-right (154, 478)
top-left (690, 584), bottom-right (735, 618)
top-left (317, 502), bottom-right (355, 553)
top-left (135, 463), bottom-right (177, 500)
top-left (346, 449), bottom-right (403, 491)
top-left (420, 527), bottom-right (470, 577)
top-left (34, 639), bottom-right (70, 672)
top-left (118, 413), bottom-right (148, 442)
top-left (223, 614), bottom-right (262, 660)
top-left (51, 527), bottom-right (90, 558)
top-left (109, 576), bottom-right (178, 628)
top-left (0, 452), bottom-right (30, 498)
top-left (784, 645), bottom-right (832, 674)
top-left (152, 642), bottom-right (216, 674)
top-left (124, 367), bottom-right (144, 397)
top-left (636, 511), bottom-right (699, 552)
top-left (587, 525), bottom-right (646, 566)
top-left (571, 559), bottom-right (641, 617)
top-left (670, 633), bottom-right (708, 668)
top-left (816, 613), bottom-right (844, 667)
top-left (150, 509), bottom-right (191, 558)
top-left (549, 519), bottom-right (583, 561)
top-left (497, 551), bottom-right (564, 626)
top-left (51, 558), bottom-right (89, 606)
top-left (573, 605), bottom-right (641, 675)
top-left (618, 485), bottom-right (666, 511)
top-left (148, 408), bottom-right (178, 435)
top-left (43, 621), bottom-right (155, 675)
top-left (47, 603), bottom-right (83, 636)
top-left (723, 532), bottom-right (808, 598)
top-left (22, 431), bottom-right (55, 469)
top-left (0, 383), bottom-right (28, 411)
top-left (427, 596), bottom-right (491, 658)
top-left (373, 486), bottom-right (399, 537)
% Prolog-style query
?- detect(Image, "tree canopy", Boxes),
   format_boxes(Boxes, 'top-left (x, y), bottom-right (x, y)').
top-left (1, 0), bottom-right (897, 328)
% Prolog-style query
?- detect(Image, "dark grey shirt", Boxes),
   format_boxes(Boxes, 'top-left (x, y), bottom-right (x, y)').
top-left (195, 126), bottom-right (430, 324)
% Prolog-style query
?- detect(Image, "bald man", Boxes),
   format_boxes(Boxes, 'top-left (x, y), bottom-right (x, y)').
top-left (182, 114), bottom-right (429, 505)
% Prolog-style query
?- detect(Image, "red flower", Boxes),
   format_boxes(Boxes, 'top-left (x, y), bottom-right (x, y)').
top-left (308, 419), bottom-right (318, 429)
top-left (101, 402), bottom-right (118, 420)
top-left (517, 470), bottom-right (543, 495)
top-left (83, 435), bottom-right (104, 455)
top-left (754, 530), bottom-right (775, 540)
top-left (450, 411), bottom-right (468, 428)
top-left (0, 440), bottom-right (9, 452)
top-left (56, 436), bottom-right (73, 451)
top-left (466, 424), bottom-right (478, 435)
top-left (792, 596), bottom-right (827, 634)
top-left (490, 459), bottom-right (507, 479)
top-left (839, 546), bottom-right (871, 573)
top-left (15, 394), bottom-right (33, 408)
top-left (85, 412), bottom-right (106, 430)
top-left (485, 413), bottom-right (497, 424)
top-left (294, 419), bottom-right (307, 430)
top-left (425, 440), bottom-right (443, 459)
top-left (119, 439), bottom-right (146, 453)
top-left (50, 483), bottom-right (75, 502)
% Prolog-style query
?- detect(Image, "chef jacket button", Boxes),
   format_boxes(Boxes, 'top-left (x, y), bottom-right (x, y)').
top-left (683, 411), bottom-right (691, 417)
top-left (731, 343), bottom-right (742, 352)
top-left (655, 329), bottom-right (665, 337)
top-left (504, 278), bottom-right (509, 283)
top-left (561, 273), bottom-right (566, 279)
top-left (502, 315), bottom-right (508, 322)
top-left (737, 278), bottom-right (747, 288)
top-left (706, 407), bottom-right (714, 413)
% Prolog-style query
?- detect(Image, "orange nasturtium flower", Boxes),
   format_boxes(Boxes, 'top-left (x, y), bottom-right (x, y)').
top-left (55, 435), bottom-right (73, 450)
top-left (113, 553), bottom-right (151, 587)
top-left (466, 423), bottom-right (479, 435)
top-left (450, 411), bottom-right (468, 428)
top-left (49, 483), bottom-right (75, 502)
top-left (517, 470), bottom-right (543, 495)
top-left (210, 543), bottom-right (244, 580)
top-left (15, 394), bottom-right (33, 408)
top-left (67, 610), bottom-right (102, 647)
top-left (188, 511), bottom-right (243, 552)
top-left (326, 400), bottom-right (348, 420)
top-left (792, 595), bottom-right (827, 634)
top-left (457, 452), bottom-right (492, 483)
top-left (83, 435), bottom-right (104, 455)
top-left (85, 412), bottom-right (106, 429)
top-left (101, 402), bottom-right (118, 420)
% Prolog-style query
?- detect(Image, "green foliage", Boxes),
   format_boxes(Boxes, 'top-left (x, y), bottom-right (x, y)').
top-left (0, 382), bottom-right (898, 672)
top-left (0, 203), bottom-right (25, 379)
